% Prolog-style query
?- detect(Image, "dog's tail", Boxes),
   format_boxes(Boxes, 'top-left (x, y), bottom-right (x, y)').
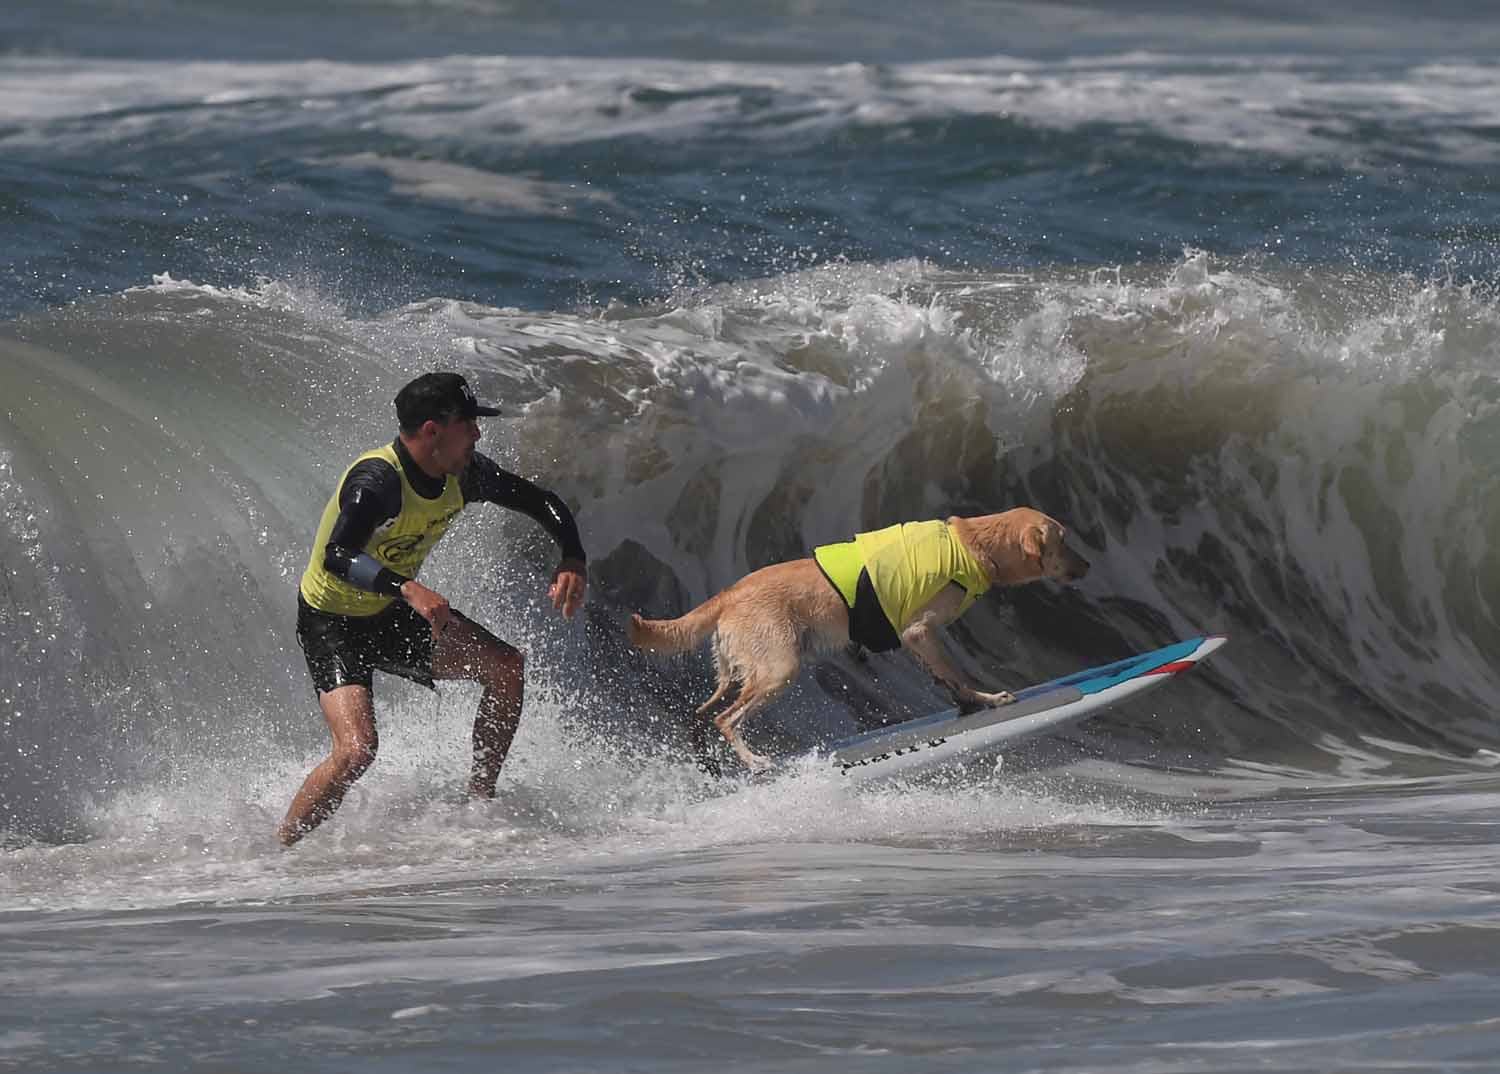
top-left (626, 593), bottom-right (725, 656)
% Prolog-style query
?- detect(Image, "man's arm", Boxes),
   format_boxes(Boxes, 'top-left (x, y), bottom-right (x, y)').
top-left (322, 459), bottom-right (406, 597)
top-left (462, 453), bottom-right (587, 617)
top-left (461, 453), bottom-right (586, 562)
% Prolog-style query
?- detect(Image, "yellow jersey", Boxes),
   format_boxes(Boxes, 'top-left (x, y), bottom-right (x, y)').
top-left (299, 443), bottom-right (464, 616)
top-left (814, 519), bottom-right (991, 633)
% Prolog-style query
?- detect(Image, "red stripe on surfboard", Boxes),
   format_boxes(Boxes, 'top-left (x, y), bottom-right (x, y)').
top-left (1144, 660), bottom-right (1196, 676)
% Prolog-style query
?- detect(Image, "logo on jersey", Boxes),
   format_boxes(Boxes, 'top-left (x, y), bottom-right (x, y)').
top-left (374, 507), bottom-right (462, 566)
top-left (376, 533), bottom-right (424, 564)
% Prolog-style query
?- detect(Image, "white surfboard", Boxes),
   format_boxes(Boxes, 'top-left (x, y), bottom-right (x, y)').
top-left (820, 635), bottom-right (1227, 783)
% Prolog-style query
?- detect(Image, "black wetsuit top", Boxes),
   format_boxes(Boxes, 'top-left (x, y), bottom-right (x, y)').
top-left (322, 438), bottom-right (586, 598)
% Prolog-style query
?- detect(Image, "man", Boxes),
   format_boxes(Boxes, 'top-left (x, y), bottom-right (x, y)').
top-left (279, 372), bottom-right (587, 846)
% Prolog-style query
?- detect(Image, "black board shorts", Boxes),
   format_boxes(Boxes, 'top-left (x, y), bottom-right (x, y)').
top-left (296, 594), bottom-right (441, 694)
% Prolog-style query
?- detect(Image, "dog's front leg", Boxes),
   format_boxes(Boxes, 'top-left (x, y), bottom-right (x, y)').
top-left (900, 610), bottom-right (1015, 714)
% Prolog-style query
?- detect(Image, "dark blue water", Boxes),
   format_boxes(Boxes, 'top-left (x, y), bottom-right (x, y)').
top-left (6, 2), bottom-right (1500, 319)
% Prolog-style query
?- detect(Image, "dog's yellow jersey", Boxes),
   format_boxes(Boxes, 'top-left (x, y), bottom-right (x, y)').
top-left (814, 519), bottom-right (991, 635)
top-left (299, 443), bottom-right (464, 616)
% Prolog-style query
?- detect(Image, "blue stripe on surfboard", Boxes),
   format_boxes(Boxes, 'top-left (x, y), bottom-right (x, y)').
top-left (824, 636), bottom-right (1215, 762)
top-left (1011, 637), bottom-right (1208, 700)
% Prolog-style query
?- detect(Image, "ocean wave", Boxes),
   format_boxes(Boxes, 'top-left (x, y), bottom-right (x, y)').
top-left (6, 52), bottom-right (1500, 168)
top-left (3, 251), bottom-right (1499, 844)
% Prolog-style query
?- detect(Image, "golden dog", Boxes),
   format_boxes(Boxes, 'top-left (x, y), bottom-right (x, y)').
top-left (626, 508), bottom-right (1090, 772)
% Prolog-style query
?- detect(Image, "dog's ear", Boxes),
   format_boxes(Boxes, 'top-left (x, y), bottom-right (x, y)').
top-left (1022, 523), bottom-right (1047, 564)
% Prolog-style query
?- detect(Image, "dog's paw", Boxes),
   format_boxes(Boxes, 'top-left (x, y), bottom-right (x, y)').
top-left (736, 747), bottom-right (780, 777)
top-left (958, 690), bottom-right (1016, 713)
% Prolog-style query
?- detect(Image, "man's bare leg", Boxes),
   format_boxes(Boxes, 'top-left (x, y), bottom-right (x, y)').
top-left (432, 616), bottom-right (525, 798)
top-left (278, 685), bottom-right (378, 846)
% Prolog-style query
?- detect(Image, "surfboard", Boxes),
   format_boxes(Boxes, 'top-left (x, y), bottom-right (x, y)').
top-left (820, 634), bottom-right (1227, 783)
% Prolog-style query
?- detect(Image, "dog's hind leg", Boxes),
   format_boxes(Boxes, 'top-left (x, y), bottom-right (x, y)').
top-left (712, 641), bottom-right (798, 773)
top-left (690, 666), bottom-right (738, 774)
top-left (707, 612), bottom-right (803, 773)
top-left (712, 672), bottom-right (795, 774)
top-left (693, 676), bottom-right (737, 719)
top-left (711, 692), bottom-right (769, 773)
top-left (692, 648), bottom-right (741, 730)
top-left (686, 647), bottom-right (738, 778)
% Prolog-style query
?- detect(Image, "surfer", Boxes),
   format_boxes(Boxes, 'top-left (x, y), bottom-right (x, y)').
top-left (278, 372), bottom-right (587, 846)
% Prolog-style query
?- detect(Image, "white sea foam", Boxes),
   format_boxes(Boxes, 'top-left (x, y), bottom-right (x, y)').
top-left (4, 53), bottom-right (1500, 167)
top-left (0, 673), bottom-right (1169, 914)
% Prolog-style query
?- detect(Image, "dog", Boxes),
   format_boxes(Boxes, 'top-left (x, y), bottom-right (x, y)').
top-left (626, 508), bottom-right (1090, 773)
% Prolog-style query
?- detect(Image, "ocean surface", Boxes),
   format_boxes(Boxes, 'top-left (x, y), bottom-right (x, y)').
top-left (7, 1), bottom-right (1500, 1070)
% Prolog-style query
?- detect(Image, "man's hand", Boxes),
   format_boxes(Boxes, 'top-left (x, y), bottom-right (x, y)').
top-left (549, 558), bottom-right (587, 620)
top-left (400, 578), bottom-right (453, 639)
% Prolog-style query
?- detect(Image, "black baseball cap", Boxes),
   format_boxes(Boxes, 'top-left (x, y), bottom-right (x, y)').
top-left (395, 372), bottom-right (502, 429)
